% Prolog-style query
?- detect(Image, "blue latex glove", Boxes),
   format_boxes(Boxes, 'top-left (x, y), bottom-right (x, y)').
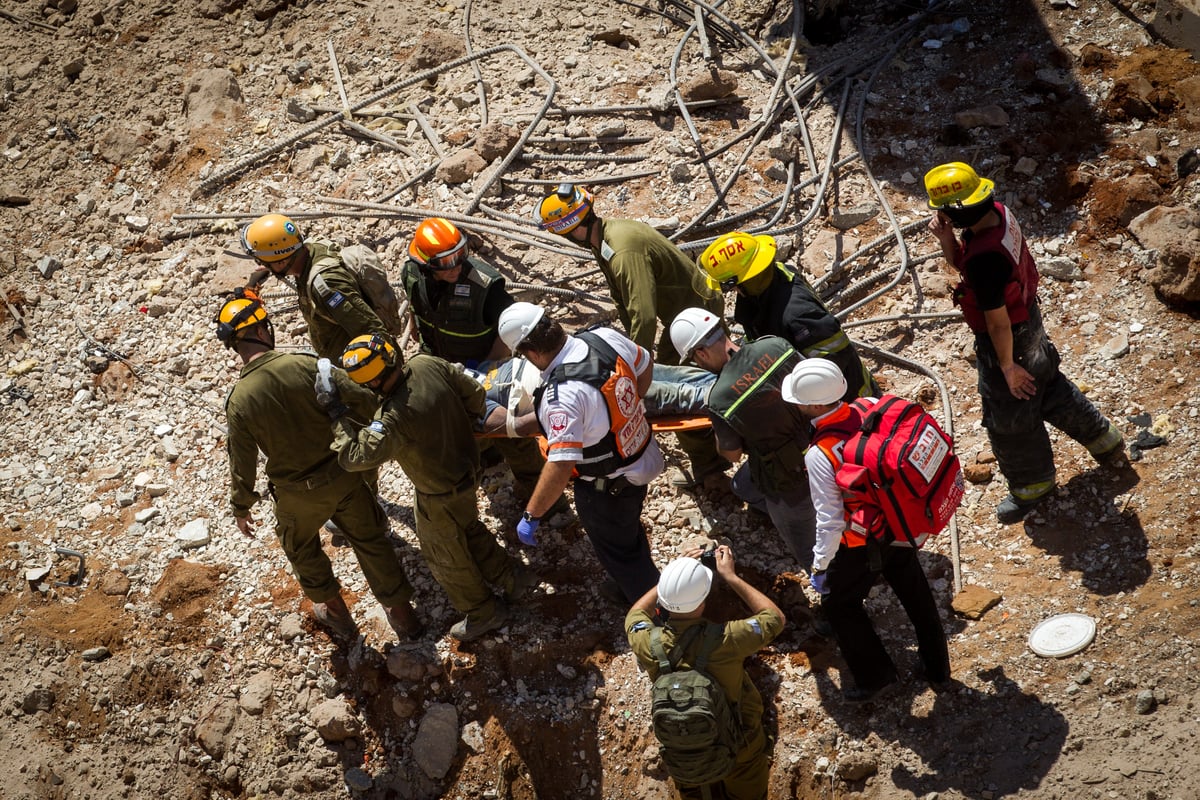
top-left (517, 515), bottom-right (540, 546)
top-left (810, 571), bottom-right (829, 595)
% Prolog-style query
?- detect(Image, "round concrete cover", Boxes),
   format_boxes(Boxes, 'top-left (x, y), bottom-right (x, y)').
top-left (1029, 613), bottom-right (1097, 658)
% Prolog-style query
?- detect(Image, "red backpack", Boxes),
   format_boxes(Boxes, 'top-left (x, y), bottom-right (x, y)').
top-left (835, 395), bottom-right (965, 546)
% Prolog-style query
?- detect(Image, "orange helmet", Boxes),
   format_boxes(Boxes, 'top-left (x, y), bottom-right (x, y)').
top-left (240, 214), bottom-right (304, 264)
top-left (409, 218), bottom-right (468, 271)
top-left (535, 184), bottom-right (594, 235)
top-left (215, 288), bottom-right (270, 348)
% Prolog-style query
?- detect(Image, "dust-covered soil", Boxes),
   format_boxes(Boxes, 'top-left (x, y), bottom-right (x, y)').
top-left (2, 0), bottom-right (1200, 798)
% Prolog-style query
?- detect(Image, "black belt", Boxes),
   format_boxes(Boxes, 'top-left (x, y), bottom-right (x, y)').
top-left (272, 472), bottom-right (337, 492)
top-left (588, 475), bottom-right (635, 496)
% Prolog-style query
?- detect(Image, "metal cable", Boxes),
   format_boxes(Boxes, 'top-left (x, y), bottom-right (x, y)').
top-left (517, 151), bottom-right (647, 163)
top-left (195, 44), bottom-right (544, 197)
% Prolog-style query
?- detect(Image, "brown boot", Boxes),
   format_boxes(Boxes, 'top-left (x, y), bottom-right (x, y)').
top-left (312, 595), bottom-right (359, 642)
top-left (385, 601), bottom-right (426, 641)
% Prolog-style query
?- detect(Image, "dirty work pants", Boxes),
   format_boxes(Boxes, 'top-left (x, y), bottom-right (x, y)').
top-left (573, 479), bottom-right (660, 604)
top-left (413, 483), bottom-right (518, 624)
top-left (273, 469), bottom-right (413, 607)
top-left (731, 463), bottom-right (816, 571)
top-left (975, 303), bottom-right (1113, 493)
top-left (823, 541), bottom-right (949, 691)
top-left (676, 726), bottom-right (770, 800)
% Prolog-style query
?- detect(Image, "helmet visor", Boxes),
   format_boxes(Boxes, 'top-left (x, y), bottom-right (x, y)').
top-left (422, 238), bottom-right (467, 272)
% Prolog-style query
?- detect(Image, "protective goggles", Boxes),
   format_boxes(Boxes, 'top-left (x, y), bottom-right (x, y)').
top-left (420, 238), bottom-right (468, 272)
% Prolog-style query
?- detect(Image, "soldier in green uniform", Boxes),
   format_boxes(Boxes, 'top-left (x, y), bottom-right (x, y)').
top-left (321, 334), bottom-right (535, 641)
top-left (240, 213), bottom-right (402, 360)
top-left (535, 184), bottom-right (731, 493)
top-left (626, 548), bottom-right (785, 800)
top-left (699, 231), bottom-right (879, 402)
top-left (401, 217), bottom-right (558, 509)
top-left (217, 291), bottom-right (422, 643)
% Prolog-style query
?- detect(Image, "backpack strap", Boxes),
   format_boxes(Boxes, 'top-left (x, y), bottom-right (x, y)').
top-left (693, 623), bottom-right (724, 672)
top-left (650, 624), bottom-right (707, 674)
top-left (649, 627), bottom-right (672, 672)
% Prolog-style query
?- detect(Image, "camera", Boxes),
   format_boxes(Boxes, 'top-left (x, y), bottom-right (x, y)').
top-left (700, 546), bottom-right (717, 571)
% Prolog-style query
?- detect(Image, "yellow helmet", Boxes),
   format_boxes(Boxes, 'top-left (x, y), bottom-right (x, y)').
top-left (240, 213), bottom-right (304, 263)
top-left (698, 232), bottom-right (776, 292)
top-left (924, 162), bottom-right (994, 209)
top-left (409, 217), bottom-right (467, 271)
top-left (215, 289), bottom-right (269, 348)
top-left (535, 183), bottom-right (594, 235)
top-left (341, 334), bottom-right (397, 384)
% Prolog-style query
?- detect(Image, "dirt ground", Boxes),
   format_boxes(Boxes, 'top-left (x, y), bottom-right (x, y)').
top-left (2, 0), bottom-right (1199, 798)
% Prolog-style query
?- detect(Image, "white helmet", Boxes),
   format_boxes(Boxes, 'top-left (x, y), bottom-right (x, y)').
top-left (781, 358), bottom-right (847, 406)
top-left (657, 556), bottom-right (713, 613)
top-left (498, 302), bottom-right (546, 351)
top-left (669, 307), bottom-right (723, 362)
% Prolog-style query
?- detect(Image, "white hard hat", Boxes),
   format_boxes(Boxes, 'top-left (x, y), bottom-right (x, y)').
top-left (498, 302), bottom-right (546, 351)
top-left (657, 556), bottom-right (713, 613)
top-left (781, 358), bottom-right (847, 405)
top-left (669, 307), bottom-right (723, 362)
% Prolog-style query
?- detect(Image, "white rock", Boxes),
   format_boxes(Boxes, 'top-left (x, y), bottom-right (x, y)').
top-left (135, 508), bottom-right (160, 524)
top-left (177, 518), bottom-right (210, 549)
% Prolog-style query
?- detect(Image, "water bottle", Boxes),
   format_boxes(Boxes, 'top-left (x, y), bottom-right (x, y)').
top-left (316, 358), bottom-right (334, 394)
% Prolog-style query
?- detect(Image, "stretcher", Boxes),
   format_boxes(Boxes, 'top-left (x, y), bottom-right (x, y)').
top-left (476, 413), bottom-right (712, 439)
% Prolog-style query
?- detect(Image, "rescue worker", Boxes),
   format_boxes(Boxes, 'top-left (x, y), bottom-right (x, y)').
top-left (498, 301), bottom-right (664, 605)
top-left (698, 231), bottom-right (878, 402)
top-left (626, 549), bottom-right (785, 800)
top-left (535, 184), bottom-right (730, 493)
top-left (321, 334), bottom-right (536, 641)
top-left (401, 217), bottom-right (560, 510)
top-left (240, 213), bottom-right (401, 360)
top-left (924, 162), bottom-right (1125, 523)
top-left (783, 359), bottom-right (949, 702)
top-left (217, 291), bottom-right (422, 643)
top-left (669, 307), bottom-right (816, 570)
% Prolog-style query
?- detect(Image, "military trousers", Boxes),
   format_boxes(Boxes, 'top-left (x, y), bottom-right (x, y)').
top-left (676, 726), bottom-right (770, 800)
top-left (413, 483), bottom-right (518, 623)
top-left (273, 469), bottom-right (413, 607)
